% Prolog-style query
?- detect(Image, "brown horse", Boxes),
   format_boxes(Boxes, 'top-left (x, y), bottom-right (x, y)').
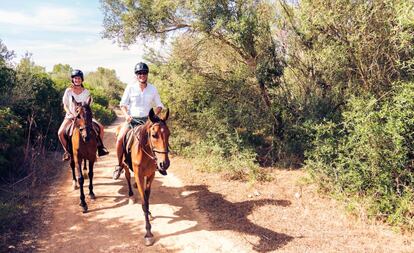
top-left (122, 108), bottom-right (170, 246)
top-left (69, 96), bottom-right (98, 213)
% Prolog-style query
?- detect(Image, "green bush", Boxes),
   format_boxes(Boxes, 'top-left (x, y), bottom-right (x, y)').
top-left (91, 103), bottom-right (116, 125)
top-left (306, 82), bottom-right (414, 229)
top-left (0, 108), bottom-right (24, 177)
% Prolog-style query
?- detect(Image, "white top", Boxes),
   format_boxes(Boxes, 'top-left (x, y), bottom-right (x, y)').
top-left (119, 82), bottom-right (164, 117)
top-left (62, 88), bottom-right (91, 119)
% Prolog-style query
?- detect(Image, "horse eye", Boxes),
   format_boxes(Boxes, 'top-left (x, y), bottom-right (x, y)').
top-left (152, 134), bottom-right (158, 139)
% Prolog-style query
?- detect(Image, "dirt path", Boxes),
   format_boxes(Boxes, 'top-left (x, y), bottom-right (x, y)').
top-left (35, 115), bottom-right (414, 253)
top-left (35, 116), bottom-right (251, 253)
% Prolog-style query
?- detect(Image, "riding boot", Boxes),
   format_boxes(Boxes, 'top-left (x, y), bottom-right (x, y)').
top-left (96, 136), bottom-right (109, 157)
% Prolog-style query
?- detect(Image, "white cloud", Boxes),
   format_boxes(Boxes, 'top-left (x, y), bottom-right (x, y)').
top-left (8, 38), bottom-right (166, 84)
top-left (0, 7), bottom-right (100, 33)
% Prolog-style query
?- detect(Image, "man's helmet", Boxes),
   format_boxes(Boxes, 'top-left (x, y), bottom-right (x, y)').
top-left (71, 69), bottom-right (84, 81)
top-left (134, 62), bottom-right (149, 74)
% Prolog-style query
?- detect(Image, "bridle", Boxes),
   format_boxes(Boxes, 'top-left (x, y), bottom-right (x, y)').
top-left (140, 122), bottom-right (169, 161)
top-left (74, 104), bottom-right (92, 136)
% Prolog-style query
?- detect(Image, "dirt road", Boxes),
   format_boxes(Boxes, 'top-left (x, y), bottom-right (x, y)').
top-left (35, 116), bottom-right (251, 253)
top-left (35, 116), bottom-right (414, 253)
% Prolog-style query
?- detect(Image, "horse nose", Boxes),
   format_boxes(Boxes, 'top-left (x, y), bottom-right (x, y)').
top-left (159, 159), bottom-right (169, 170)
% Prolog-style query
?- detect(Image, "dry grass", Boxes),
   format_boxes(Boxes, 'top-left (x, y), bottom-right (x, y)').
top-left (0, 151), bottom-right (66, 253)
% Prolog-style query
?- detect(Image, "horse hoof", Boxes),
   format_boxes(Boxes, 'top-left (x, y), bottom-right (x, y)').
top-left (82, 205), bottom-right (88, 213)
top-left (144, 237), bottom-right (155, 246)
top-left (128, 197), bottom-right (135, 205)
top-left (89, 193), bottom-right (96, 200)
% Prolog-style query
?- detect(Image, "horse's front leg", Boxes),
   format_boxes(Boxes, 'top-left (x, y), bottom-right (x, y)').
top-left (88, 160), bottom-right (95, 200)
top-left (137, 174), bottom-right (155, 246)
top-left (75, 155), bottom-right (87, 213)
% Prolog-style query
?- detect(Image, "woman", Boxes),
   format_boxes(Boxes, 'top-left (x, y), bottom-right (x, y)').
top-left (57, 69), bottom-right (109, 161)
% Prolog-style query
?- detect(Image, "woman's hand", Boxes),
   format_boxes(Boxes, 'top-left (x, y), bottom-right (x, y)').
top-left (125, 115), bottom-right (132, 123)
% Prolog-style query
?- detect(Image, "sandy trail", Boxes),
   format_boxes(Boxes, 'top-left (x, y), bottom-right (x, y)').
top-left (34, 115), bottom-right (414, 253)
top-left (36, 116), bottom-right (250, 253)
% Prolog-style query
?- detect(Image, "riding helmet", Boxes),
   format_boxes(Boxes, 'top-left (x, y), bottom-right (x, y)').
top-left (134, 62), bottom-right (149, 74)
top-left (71, 69), bottom-right (84, 81)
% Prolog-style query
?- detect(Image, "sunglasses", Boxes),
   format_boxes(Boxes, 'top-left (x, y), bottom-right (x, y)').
top-left (136, 72), bottom-right (148, 76)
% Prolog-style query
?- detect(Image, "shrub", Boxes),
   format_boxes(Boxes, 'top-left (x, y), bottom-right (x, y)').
top-left (91, 103), bottom-right (116, 125)
top-left (306, 82), bottom-right (414, 229)
top-left (0, 108), bottom-right (24, 177)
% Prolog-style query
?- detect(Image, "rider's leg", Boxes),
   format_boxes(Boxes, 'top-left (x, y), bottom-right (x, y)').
top-left (93, 119), bottom-right (109, 156)
top-left (58, 118), bottom-right (72, 161)
top-left (113, 123), bottom-right (129, 180)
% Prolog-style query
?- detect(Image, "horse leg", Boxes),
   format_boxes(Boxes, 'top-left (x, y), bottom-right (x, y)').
top-left (70, 159), bottom-right (77, 190)
top-left (83, 159), bottom-right (88, 180)
top-left (124, 166), bottom-right (134, 204)
top-left (76, 158), bottom-right (87, 213)
top-left (137, 175), bottom-right (154, 246)
top-left (145, 174), bottom-right (155, 220)
top-left (88, 160), bottom-right (95, 200)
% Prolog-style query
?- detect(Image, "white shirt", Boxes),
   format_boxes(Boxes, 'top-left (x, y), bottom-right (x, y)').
top-left (62, 88), bottom-right (91, 119)
top-left (119, 82), bottom-right (164, 117)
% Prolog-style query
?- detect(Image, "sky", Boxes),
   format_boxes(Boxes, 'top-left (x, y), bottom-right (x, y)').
top-left (0, 0), bottom-right (160, 84)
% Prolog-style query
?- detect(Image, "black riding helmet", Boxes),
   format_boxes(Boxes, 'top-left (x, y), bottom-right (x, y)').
top-left (134, 62), bottom-right (149, 74)
top-left (71, 69), bottom-right (84, 81)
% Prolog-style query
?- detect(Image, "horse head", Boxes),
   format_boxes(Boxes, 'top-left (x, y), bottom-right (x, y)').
top-left (147, 108), bottom-right (170, 175)
top-left (72, 96), bottom-right (93, 143)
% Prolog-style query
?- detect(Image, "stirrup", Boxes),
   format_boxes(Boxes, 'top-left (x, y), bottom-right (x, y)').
top-left (113, 165), bottom-right (123, 180)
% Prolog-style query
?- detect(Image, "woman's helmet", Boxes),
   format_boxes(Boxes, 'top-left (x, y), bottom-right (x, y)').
top-left (71, 69), bottom-right (84, 81)
top-left (134, 62), bottom-right (149, 74)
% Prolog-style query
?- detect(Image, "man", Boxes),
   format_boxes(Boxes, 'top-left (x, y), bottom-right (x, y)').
top-left (113, 62), bottom-right (164, 180)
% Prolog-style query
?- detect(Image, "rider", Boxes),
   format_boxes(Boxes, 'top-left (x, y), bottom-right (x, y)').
top-left (113, 62), bottom-right (164, 180)
top-left (57, 69), bottom-right (109, 161)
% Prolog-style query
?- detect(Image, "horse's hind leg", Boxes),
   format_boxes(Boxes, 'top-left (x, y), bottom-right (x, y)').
top-left (88, 160), bottom-right (95, 200)
top-left (124, 166), bottom-right (134, 204)
top-left (83, 159), bottom-right (88, 180)
top-left (70, 159), bottom-right (77, 190)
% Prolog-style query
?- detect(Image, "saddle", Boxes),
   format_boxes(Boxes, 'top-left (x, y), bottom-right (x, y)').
top-left (123, 125), bottom-right (144, 154)
top-left (122, 124), bottom-right (145, 171)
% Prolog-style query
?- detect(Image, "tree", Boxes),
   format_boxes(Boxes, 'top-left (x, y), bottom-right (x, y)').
top-left (101, 0), bottom-right (284, 111)
top-left (84, 67), bottom-right (124, 104)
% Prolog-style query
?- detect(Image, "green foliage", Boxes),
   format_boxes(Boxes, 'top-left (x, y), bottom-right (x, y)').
top-left (84, 67), bottom-right (124, 103)
top-left (306, 82), bottom-right (414, 229)
top-left (150, 34), bottom-right (272, 181)
top-left (0, 108), bottom-right (24, 175)
top-left (91, 103), bottom-right (116, 125)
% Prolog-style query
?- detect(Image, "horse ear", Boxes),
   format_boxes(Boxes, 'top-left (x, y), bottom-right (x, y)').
top-left (162, 108), bottom-right (169, 121)
top-left (149, 108), bottom-right (157, 123)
